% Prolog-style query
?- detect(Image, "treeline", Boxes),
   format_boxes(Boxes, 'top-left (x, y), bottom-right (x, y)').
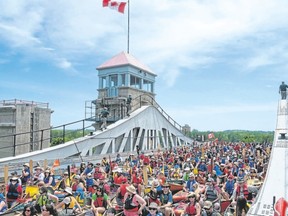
top-left (51, 129), bottom-right (93, 146)
top-left (190, 130), bottom-right (274, 143)
top-left (50, 129), bottom-right (274, 147)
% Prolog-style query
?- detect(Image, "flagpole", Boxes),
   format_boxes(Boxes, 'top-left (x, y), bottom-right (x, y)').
top-left (127, 0), bottom-right (130, 53)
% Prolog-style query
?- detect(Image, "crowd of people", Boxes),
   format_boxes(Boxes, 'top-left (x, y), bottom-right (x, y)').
top-left (0, 140), bottom-right (271, 216)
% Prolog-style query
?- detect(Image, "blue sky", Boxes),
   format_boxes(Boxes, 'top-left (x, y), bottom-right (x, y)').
top-left (1, 0), bottom-right (288, 131)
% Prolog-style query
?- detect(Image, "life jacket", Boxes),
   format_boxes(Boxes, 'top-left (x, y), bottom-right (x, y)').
top-left (7, 183), bottom-right (19, 199)
top-left (37, 195), bottom-right (49, 206)
top-left (124, 194), bottom-right (138, 211)
top-left (118, 184), bottom-right (129, 198)
top-left (186, 203), bottom-right (197, 215)
top-left (23, 168), bottom-right (31, 182)
top-left (72, 182), bottom-right (78, 191)
top-left (102, 183), bottom-right (111, 195)
top-left (160, 192), bottom-right (171, 205)
top-left (44, 175), bottom-right (56, 186)
top-left (94, 171), bottom-right (103, 180)
top-left (93, 195), bottom-right (107, 208)
top-left (225, 180), bottom-right (235, 194)
top-left (86, 178), bottom-right (94, 188)
top-left (236, 184), bottom-right (249, 200)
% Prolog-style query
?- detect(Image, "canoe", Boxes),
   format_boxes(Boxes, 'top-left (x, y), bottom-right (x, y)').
top-left (172, 190), bottom-right (188, 203)
top-left (167, 179), bottom-right (185, 193)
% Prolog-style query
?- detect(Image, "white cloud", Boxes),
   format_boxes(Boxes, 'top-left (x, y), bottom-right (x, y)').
top-left (58, 58), bottom-right (72, 69)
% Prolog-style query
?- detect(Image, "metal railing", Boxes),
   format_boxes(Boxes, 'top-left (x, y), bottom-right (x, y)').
top-left (0, 94), bottom-right (184, 157)
top-left (0, 118), bottom-right (95, 157)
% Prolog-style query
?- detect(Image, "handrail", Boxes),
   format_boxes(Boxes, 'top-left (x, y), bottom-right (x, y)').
top-left (0, 118), bottom-right (95, 156)
top-left (133, 94), bottom-right (183, 131)
top-left (0, 94), bottom-right (185, 157)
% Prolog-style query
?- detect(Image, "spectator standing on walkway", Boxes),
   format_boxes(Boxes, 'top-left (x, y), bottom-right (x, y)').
top-left (279, 81), bottom-right (288, 99)
top-left (100, 107), bottom-right (109, 131)
top-left (126, 95), bottom-right (132, 117)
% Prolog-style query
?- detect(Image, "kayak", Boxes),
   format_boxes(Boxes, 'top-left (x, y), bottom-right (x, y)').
top-left (172, 190), bottom-right (188, 203)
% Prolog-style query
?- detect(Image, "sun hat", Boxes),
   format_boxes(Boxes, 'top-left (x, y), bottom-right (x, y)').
top-left (187, 192), bottom-right (196, 198)
top-left (63, 197), bottom-right (71, 205)
top-left (10, 176), bottom-right (18, 182)
top-left (126, 185), bottom-right (136, 194)
top-left (34, 166), bottom-right (43, 171)
top-left (74, 175), bottom-right (80, 180)
top-left (64, 187), bottom-right (73, 195)
top-left (203, 201), bottom-right (213, 209)
top-left (162, 182), bottom-right (170, 187)
top-left (23, 163), bottom-right (30, 167)
top-left (148, 202), bottom-right (158, 209)
top-left (189, 173), bottom-right (195, 177)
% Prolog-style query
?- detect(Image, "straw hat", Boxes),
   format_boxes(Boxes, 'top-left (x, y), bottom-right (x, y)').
top-left (64, 187), bottom-right (73, 195)
top-left (10, 176), bottom-right (18, 182)
top-left (148, 202), bottom-right (158, 209)
top-left (126, 185), bottom-right (136, 194)
top-left (187, 192), bottom-right (196, 198)
top-left (162, 182), bottom-right (170, 187)
top-left (203, 201), bottom-right (213, 209)
top-left (34, 166), bottom-right (43, 171)
top-left (23, 163), bottom-right (30, 167)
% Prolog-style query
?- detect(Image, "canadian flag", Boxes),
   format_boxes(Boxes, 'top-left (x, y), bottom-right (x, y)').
top-left (103, 0), bottom-right (127, 14)
top-left (208, 133), bottom-right (215, 139)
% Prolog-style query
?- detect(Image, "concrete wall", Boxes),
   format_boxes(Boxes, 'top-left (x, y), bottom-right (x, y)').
top-left (0, 103), bottom-right (51, 158)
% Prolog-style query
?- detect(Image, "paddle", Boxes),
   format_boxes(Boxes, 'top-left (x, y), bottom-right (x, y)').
top-left (67, 165), bottom-right (71, 186)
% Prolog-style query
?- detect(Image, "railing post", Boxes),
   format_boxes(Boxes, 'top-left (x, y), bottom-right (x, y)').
top-left (63, 125), bottom-right (65, 144)
top-left (82, 120), bottom-right (85, 137)
top-left (40, 130), bottom-right (44, 150)
top-left (13, 134), bottom-right (16, 156)
top-left (140, 95), bottom-right (142, 108)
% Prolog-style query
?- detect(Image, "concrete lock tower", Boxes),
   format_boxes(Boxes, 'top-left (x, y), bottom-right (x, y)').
top-left (0, 99), bottom-right (52, 158)
top-left (85, 51), bottom-right (157, 129)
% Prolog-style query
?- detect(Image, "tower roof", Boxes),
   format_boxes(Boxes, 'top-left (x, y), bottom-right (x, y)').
top-left (97, 51), bottom-right (156, 75)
